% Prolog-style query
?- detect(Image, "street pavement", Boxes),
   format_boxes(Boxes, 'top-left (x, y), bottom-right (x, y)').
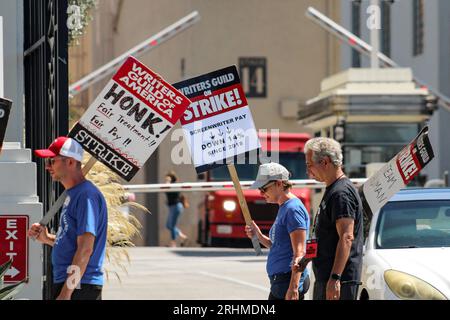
top-left (103, 247), bottom-right (272, 300)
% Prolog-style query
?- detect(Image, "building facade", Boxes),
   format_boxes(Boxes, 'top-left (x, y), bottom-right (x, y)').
top-left (340, 0), bottom-right (450, 180)
top-left (70, 0), bottom-right (341, 246)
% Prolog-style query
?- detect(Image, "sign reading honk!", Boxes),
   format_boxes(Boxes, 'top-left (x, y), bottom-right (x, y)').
top-left (70, 56), bottom-right (191, 181)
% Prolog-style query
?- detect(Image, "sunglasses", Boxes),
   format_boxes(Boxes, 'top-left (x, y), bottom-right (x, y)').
top-left (45, 156), bottom-right (66, 166)
top-left (259, 181), bottom-right (275, 193)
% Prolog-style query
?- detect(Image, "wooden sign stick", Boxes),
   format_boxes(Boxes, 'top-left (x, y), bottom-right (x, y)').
top-left (227, 164), bottom-right (262, 256)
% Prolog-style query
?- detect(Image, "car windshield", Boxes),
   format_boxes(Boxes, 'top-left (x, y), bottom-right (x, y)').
top-left (376, 200), bottom-right (450, 249)
top-left (209, 152), bottom-right (307, 181)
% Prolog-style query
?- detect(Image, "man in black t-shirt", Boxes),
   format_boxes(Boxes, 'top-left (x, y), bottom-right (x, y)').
top-left (304, 137), bottom-right (363, 300)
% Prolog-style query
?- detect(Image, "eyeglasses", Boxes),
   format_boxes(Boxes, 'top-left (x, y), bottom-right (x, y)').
top-left (259, 181), bottom-right (275, 193)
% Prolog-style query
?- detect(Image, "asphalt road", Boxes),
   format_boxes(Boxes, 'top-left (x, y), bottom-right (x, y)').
top-left (103, 247), bottom-right (272, 300)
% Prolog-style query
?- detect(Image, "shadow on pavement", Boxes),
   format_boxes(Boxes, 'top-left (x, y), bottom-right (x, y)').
top-left (171, 249), bottom-right (268, 258)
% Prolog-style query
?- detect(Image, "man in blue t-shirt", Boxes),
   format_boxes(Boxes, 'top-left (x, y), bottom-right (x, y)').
top-left (245, 162), bottom-right (310, 300)
top-left (28, 137), bottom-right (107, 300)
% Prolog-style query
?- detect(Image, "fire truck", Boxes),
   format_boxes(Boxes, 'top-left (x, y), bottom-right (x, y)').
top-left (197, 132), bottom-right (312, 247)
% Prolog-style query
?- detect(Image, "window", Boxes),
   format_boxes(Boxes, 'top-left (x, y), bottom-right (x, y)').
top-left (413, 0), bottom-right (424, 56)
top-left (351, 0), bottom-right (361, 67)
top-left (343, 123), bottom-right (419, 177)
top-left (376, 200), bottom-right (450, 249)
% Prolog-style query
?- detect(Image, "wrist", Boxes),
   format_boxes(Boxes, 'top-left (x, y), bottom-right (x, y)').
top-left (330, 273), bottom-right (342, 281)
top-left (58, 285), bottom-right (74, 298)
top-left (43, 236), bottom-right (52, 246)
top-left (45, 236), bottom-right (55, 247)
top-left (289, 285), bottom-right (299, 292)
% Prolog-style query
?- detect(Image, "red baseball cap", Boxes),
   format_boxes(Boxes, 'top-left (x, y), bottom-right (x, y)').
top-left (34, 136), bottom-right (84, 162)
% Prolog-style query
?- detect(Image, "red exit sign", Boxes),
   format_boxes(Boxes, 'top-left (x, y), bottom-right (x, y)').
top-left (0, 216), bottom-right (29, 283)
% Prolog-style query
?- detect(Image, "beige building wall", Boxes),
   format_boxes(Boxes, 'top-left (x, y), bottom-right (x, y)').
top-left (69, 0), bottom-right (341, 246)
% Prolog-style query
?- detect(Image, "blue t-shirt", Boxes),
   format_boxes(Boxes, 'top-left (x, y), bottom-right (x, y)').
top-left (52, 180), bottom-right (108, 285)
top-left (267, 198), bottom-right (310, 287)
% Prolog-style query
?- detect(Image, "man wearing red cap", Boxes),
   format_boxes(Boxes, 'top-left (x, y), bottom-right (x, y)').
top-left (28, 137), bottom-right (108, 300)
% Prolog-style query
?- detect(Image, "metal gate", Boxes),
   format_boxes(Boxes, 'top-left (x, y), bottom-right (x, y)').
top-left (23, 0), bottom-right (69, 299)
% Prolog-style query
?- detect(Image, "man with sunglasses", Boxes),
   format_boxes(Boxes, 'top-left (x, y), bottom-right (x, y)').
top-left (304, 137), bottom-right (363, 300)
top-left (27, 137), bottom-right (107, 300)
top-left (245, 162), bottom-right (310, 300)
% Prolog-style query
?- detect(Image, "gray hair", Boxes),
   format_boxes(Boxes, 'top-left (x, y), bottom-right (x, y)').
top-left (304, 137), bottom-right (343, 167)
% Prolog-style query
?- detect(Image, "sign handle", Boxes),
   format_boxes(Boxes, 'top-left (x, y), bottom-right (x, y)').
top-left (38, 156), bottom-right (98, 227)
top-left (227, 164), bottom-right (262, 256)
top-left (81, 156), bottom-right (98, 176)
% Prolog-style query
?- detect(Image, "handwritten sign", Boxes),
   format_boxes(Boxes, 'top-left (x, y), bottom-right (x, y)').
top-left (69, 56), bottom-right (191, 181)
top-left (362, 126), bottom-right (434, 216)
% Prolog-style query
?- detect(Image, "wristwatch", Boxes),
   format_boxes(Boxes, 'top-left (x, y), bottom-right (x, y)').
top-left (330, 273), bottom-right (342, 281)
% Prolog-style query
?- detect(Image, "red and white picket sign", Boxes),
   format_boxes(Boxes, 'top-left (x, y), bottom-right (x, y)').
top-left (69, 56), bottom-right (191, 181)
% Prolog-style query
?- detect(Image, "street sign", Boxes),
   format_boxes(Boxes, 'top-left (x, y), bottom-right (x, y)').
top-left (0, 216), bottom-right (28, 284)
top-left (362, 126), bottom-right (434, 216)
top-left (173, 65), bottom-right (261, 173)
top-left (69, 56), bottom-right (191, 181)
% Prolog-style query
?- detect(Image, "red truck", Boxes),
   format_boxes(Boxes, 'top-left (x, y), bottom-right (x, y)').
top-left (197, 132), bottom-right (312, 247)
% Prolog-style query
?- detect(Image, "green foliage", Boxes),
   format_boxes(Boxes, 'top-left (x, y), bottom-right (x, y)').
top-left (68, 0), bottom-right (97, 46)
top-left (0, 260), bottom-right (25, 300)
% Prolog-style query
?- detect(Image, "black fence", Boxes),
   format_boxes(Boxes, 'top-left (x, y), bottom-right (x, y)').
top-left (23, 0), bottom-right (69, 299)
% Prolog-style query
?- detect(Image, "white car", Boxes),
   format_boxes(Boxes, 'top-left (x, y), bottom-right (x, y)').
top-left (359, 188), bottom-right (450, 300)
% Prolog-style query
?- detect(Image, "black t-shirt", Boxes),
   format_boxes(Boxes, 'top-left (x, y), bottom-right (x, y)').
top-left (166, 192), bottom-right (181, 206)
top-left (312, 177), bottom-right (364, 282)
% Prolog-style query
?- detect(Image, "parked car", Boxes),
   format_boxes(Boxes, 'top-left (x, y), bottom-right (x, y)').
top-left (359, 188), bottom-right (450, 300)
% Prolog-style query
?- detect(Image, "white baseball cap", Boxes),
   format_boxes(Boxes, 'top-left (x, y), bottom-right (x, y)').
top-left (250, 162), bottom-right (291, 189)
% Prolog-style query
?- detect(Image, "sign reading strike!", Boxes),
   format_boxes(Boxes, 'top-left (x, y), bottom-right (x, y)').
top-left (70, 56), bottom-right (191, 181)
top-left (173, 66), bottom-right (261, 173)
top-left (362, 126), bottom-right (434, 216)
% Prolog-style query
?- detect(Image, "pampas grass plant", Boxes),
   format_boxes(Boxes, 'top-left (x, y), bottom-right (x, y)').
top-left (82, 155), bottom-right (149, 281)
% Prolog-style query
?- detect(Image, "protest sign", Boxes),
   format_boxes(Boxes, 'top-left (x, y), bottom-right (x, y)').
top-left (0, 97), bottom-right (12, 153)
top-left (70, 56), bottom-right (191, 181)
top-left (173, 66), bottom-right (261, 173)
top-left (362, 126), bottom-right (434, 217)
top-left (174, 66), bottom-right (262, 255)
